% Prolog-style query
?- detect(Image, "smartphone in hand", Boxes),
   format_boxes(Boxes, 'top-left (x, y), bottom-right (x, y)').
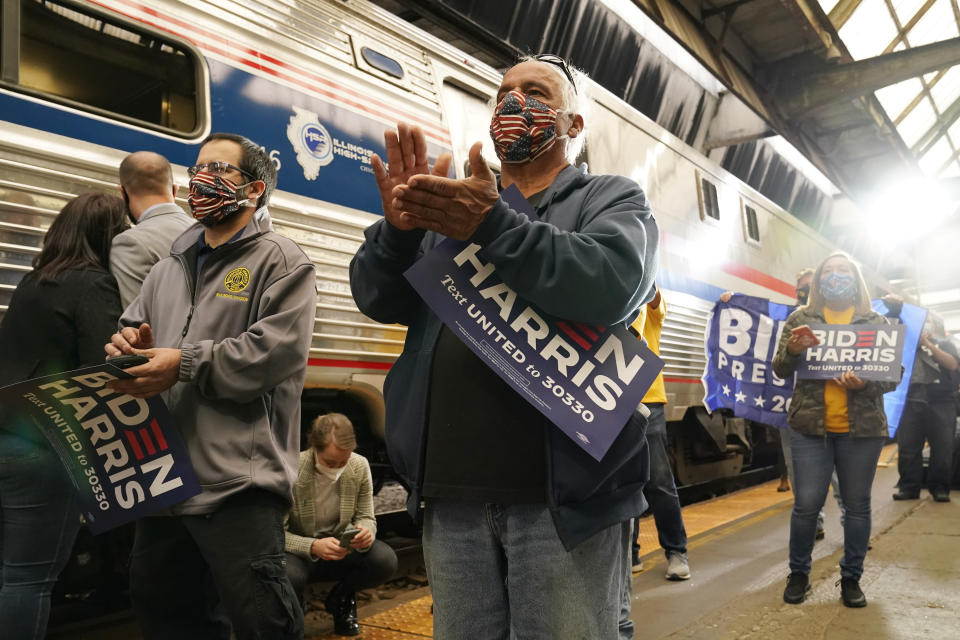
top-left (790, 325), bottom-right (820, 346)
top-left (107, 354), bottom-right (149, 369)
top-left (338, 527), bottom-right (361, 549)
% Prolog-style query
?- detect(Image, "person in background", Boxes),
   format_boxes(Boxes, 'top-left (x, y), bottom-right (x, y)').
top-left (0, 192), bottom-right (127, 639)
top-left (111, 151), bottom-right (193, 308)
top-left (350, 54), bottom-right (657, 638)
top-left (628, 286), bottom-right (689, 580)
top-left (884, 295), bottom-right (959, 502)
top-left (284, 414), bottom-right (397, 637)
top-left (773, 251), bottom-right (898, 608)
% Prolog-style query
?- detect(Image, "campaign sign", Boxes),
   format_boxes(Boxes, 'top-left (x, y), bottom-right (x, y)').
top-left (702, 293), bottom-right (795, 428)
top-left (796, 324), bottom-right (904, 382)
top-left (403, 186), bottom-right (664, 461)
top-left (872, 300), bottom-right (926, 435)
top-left (0, 364), bottom-right (200, 533)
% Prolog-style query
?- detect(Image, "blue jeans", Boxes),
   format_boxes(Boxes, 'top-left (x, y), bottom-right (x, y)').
top-left (423, 499), bottom-right (629, 639)
top-left (788, 431), bottom-right (885, 580)
top-left (781, 430), bottom-right (846, 527)
top-left (0, 432), bottom-right (81, 640)
top-left (631, 404), bottom-right (686, 558)
top-left (897, 399), bottom-right (955, 495)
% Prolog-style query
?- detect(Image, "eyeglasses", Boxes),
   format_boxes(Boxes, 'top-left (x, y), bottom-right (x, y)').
top-left (533, 54), bottom-right (577, 94)
top-left (188, 161), bottom-right (256, 181)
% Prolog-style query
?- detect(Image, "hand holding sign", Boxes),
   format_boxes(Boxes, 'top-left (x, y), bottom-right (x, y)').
top-left (787, 325), bottom-right (820, 355)
top-left (834, 369), bottom-right (866, 390)
top-left (392, 142), bottom-right (500, 241)
top-left (371, 123), bottom-right (452, 231)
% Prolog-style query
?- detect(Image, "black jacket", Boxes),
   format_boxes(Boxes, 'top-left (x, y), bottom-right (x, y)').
top-left (0, 268), bottom-right (121, 386)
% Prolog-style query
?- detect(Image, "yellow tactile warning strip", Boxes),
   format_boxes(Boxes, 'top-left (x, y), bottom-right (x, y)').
top-left (311, 444), bottom-right (900, 639)
top-left (309, 595), bottom-right (434, 639)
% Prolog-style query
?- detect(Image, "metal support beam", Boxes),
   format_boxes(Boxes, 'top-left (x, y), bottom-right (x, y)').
top-left (777, 37), bottom-right (960, 115)
top-left (913, 94), bottom-right (960, 157)
top-left (702, 0), bottom-right (761, 19)
top-left (828, 0), bottom-right (865, 31)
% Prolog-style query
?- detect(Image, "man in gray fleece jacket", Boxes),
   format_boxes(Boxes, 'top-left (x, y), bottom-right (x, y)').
top-left (106, 133), bottom-right (317, 640)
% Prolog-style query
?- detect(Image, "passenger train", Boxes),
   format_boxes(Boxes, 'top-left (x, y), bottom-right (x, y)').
top-left (0, 0), bottom-right (884, 525)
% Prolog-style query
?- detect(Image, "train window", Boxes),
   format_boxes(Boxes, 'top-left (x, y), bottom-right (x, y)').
top-left (743, 203), bottom-right (760, 243)
top-left (360, 47), bottom-right (404, 80)
top-left (1, 0), bottom-right (204, 137)
top-left (698, 176), bottom-right (720, 221)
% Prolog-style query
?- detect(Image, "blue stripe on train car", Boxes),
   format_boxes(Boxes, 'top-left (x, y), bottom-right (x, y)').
top-left (0, 59), bottom-right (451, 217)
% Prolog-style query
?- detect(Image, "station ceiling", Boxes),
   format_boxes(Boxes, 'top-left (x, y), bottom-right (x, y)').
top-left (371, 0), bottom-right (960, 329)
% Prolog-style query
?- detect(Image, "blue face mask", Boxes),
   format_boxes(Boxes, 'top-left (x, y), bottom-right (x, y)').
top-left (820, 272), bottom-right (856, 301)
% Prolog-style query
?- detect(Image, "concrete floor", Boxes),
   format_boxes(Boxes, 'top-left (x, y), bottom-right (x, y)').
top-left (627, 459), bottom-right (959, 640)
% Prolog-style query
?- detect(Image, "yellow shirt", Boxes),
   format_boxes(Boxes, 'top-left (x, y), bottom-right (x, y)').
top-left (631, 294), bottom-right (667, 404)
top-left (822, 306), bottom-right (855, 433)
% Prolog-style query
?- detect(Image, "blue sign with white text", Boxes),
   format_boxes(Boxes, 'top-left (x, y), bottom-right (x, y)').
top-left (796, 324), bottom-right (905, 382)
top-left (403, 186), bottom-right (663, 461)
top-left (702, 293), bottom-right (795, 428)
top-left (0, 364), bottom-right (200, 533)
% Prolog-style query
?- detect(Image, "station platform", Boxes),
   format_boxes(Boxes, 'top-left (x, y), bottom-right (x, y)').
top-left (308, 444), bottom-right (959, 639)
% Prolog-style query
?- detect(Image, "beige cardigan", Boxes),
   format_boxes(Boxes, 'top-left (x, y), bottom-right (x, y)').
top-left (284, 450), bottom-right (377, 559)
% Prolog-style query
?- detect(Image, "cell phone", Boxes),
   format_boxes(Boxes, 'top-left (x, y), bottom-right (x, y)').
top-left (790, 326), bottom-right (820, 346)
top-left (338, 527), bottom-right (361, 549)
top-left (107, 354), bottom-right (149, 369)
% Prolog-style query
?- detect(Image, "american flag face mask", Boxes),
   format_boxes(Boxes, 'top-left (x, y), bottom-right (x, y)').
top-left (489, 90), bottom-right (559, 164)
top-left (187, 172), bottom-right (250, 226)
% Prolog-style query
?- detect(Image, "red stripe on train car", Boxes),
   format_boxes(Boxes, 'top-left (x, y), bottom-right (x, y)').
top-left (88, 0), bottom-right (453, 145)
top-left (721, 263), bottom-right (796, 298)
top-left (308, 358), bottom-right (393, 370)
top-left (663, 377), bottom-right (702, 384)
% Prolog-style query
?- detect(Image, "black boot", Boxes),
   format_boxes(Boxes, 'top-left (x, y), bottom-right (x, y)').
top-left (839, 577), bottom-right (867, 608)
top-left (783, 572), bottom-right (810, 604)
top-left (324, 582), bottom-right (347, 616)
top-left (333, 592), bottom-right (360, 636)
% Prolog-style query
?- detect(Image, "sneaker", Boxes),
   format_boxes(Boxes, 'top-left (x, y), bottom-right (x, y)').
top-left (783, 572), bottom-right (810, 604)
top-left (838, 577), bottom-right (866, 608)
top-left (664, 552), bottom-right (690, 581)
top-left (932, 491), bottom-right (950, 502)
top-left (632, 559), bottom-right (645, 574)
top-left (892, 491), bottom-right (919, 500)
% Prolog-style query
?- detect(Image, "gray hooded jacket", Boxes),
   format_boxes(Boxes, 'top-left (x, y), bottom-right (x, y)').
top-left (120, 208), bottom-right (317, 514)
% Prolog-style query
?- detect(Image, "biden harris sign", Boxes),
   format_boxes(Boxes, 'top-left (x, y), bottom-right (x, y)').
top-left (702, 293), bottom-right (795, 428)
top-left (0, 364), bottom-right (200, 533)
top-left (404, 186), bottom-right (663, 461)
top-left (796, 324), bottom-right (904, 382)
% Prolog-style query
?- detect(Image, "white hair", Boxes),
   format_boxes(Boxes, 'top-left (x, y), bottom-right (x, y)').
top-left (517, 55), bottom-right (591, 163)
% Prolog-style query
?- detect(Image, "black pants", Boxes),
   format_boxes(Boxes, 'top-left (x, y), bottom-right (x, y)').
top-left (129, 489), bottom-right (303, 640)
top-left (285, 539), bottom-right (397, 600)
top-left (897, 399), bottom-right (956, 495)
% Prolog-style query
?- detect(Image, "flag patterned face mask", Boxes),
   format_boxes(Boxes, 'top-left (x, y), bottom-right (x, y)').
top-left (187, 172), bottom-right (251, 227)
top-left (489, 90), bottom-right (563, 164)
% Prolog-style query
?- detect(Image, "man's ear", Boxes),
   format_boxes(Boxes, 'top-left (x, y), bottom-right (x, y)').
top-left (245, 180), bottom-right (266, 203)
top-left (567, 114), bottom-right (584, 138)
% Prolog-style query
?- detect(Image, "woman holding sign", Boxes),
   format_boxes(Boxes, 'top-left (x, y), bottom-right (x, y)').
top-left (773, 251), bottom-right (897, 609)
top-left (0, 192), bottom-right (127, 639)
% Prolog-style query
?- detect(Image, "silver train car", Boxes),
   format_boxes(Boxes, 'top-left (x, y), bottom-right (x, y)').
top-left (0, 0), bottom-right (882, 493)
